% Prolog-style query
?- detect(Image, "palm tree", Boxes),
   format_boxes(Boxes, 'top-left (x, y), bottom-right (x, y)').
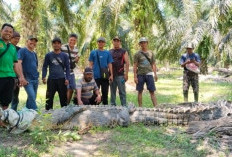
top-left (20, 0), bottom-right (40, 41)
top-left (156, 0), bottom-right (232, 73)
top-left (0, 0), bottom-right (13, 25)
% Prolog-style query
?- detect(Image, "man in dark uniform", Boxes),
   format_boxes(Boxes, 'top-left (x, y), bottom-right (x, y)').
top-left (180, 43), bottom-right (201, 102)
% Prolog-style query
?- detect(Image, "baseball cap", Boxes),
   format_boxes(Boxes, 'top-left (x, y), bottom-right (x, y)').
top-left (97, 37), bottom-right (106, 42)
top-left (84, 67), bottom-right (93, 74)
top-left (28, 35), bottom-right (38, 42)
top-left (52, 37), bottom-right (62, 43)
top-left (113, 36), bottom-right (120, 41)
top-left (139, 37), bottom-right (148, 43)
top-left (186, 43), bottom-right (194, 49)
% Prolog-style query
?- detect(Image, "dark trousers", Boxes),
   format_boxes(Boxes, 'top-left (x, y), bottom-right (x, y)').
top-left (0, 77), bottom-right (15, 107)
top-left (11, 80), bottom-right (20, 111)
top-left (45, 78), bottom-right (67, 110)
top-left (79, 94), bottom-right (100, 105)
top-left (95, 78), bottom-right (109, 105)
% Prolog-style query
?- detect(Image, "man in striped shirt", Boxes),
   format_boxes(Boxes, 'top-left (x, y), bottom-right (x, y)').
top-left (61, 33), bottom-right (80, 104)
top-left (76, 67), bottom-right (101, 105)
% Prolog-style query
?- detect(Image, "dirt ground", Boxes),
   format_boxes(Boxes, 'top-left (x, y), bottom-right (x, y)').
top-left (1, 127), bottom-right (231, 157)
top-left (0, 126), bottom-right (114, 157)
top-left (49, 132), bottom-right (111, 157)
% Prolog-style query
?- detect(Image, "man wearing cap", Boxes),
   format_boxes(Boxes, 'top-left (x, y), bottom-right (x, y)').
top-left (0, 23), bottom-right (27, 111)
top-left (89, 37), bottom-right (113, 105)
top-left (109, 36), bottom-right (129, 106)
top-left (42, 37), bottom-right (70, 110)
top-left (76, 67), bottom-right (101, 105)
top-left (18, 35), bottom-right (39, 110)
top-left (180, 43), bottom-right (201, 102)
top-left (133, 37), bottom-right (158, 107)
top-left (61, 33), bottom-right (80, 104)
top-left (10, 31), bottom-right (21, 111)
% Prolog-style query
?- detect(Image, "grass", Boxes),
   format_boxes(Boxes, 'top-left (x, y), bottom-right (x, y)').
top-left (96, 125), bottom-right (208, 157)
top-left (1, 68), bottom-right (231, 157)
top-left (117, 69), bottom-right (232, 107)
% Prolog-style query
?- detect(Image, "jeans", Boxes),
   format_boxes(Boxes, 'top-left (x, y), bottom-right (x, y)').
top-left (110, 76), bottom-right (127, 106)
top-left (24, 79), bottom-right (38, 110)
top-left (95, 78), bottom-right (109, 105)
top-left (67, 73), bottom-right (76, 89)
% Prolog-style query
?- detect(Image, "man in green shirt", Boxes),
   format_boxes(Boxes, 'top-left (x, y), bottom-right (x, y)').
top-left (133, 37), bottom-right (158, 107)
top-left (0, 23), bottom-right (26, 111)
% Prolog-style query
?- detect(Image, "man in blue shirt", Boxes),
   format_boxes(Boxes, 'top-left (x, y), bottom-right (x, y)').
top-left (180, 43), bottom-right (201, 102)
top-left (89, 37), bottom-right (113, 105)
top-left (42, 37), bottom-right (70, 110)
top-left (18, 35), bottom-right (39, 110)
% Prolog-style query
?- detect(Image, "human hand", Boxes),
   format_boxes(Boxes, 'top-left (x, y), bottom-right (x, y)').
top-left (78, 100), bottom-right (83, 105)
top-left (154, 75), bottom-right (158, 82)
top-left (95, 95), bottom-right (101, 104)
top-left (109, 75), bottom-right (113, 82)
top-left (18, 77), bottom-right (28, 87)
top-left (134, 77), bottom-right (138, 84)
top-left (185, 60), bottom-right (191, 64)
top-left (124, 74), bottom-right (128, 82)
top-left (42, 78), bottom-right (47, 84)
top-left (65, 79), bottom-right (69, 85)
top-left (74, 57), bottom-right (79, 63)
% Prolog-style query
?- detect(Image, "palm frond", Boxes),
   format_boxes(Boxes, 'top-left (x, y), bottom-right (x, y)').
top-left (163, 0), bottom-right (184, 16)
top-left (0, 0), bottom-right (13, 23)
top-left (218, 29), bottom-right (232, 52)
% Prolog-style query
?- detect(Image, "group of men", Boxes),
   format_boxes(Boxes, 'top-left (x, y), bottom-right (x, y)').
top-left (0, 22), bottom-right (201, 114)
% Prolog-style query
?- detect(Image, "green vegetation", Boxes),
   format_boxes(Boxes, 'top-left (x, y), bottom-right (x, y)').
top-left (0, 69), bottom-right (231, 156)
top-left (0, 0), bottom-right (232, 156)
top-left (1, 0), bottom-right (232, 71)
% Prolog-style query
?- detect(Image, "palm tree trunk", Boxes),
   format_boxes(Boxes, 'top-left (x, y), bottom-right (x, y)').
top-left (200, 58), bottom-right (208, 75)
top-left (20, 0), bottom-right (39, 41)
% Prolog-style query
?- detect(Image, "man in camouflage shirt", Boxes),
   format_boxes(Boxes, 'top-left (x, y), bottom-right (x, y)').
top-left (133, 37), bottom-right (158, 107)
top-left (180, 43), bottom-right (201, 102)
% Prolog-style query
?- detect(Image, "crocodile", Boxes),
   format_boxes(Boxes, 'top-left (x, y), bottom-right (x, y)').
top-left (31, 100), bottom-right (231, 131)
top-left (0, 100), bottom-right (231, 132)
